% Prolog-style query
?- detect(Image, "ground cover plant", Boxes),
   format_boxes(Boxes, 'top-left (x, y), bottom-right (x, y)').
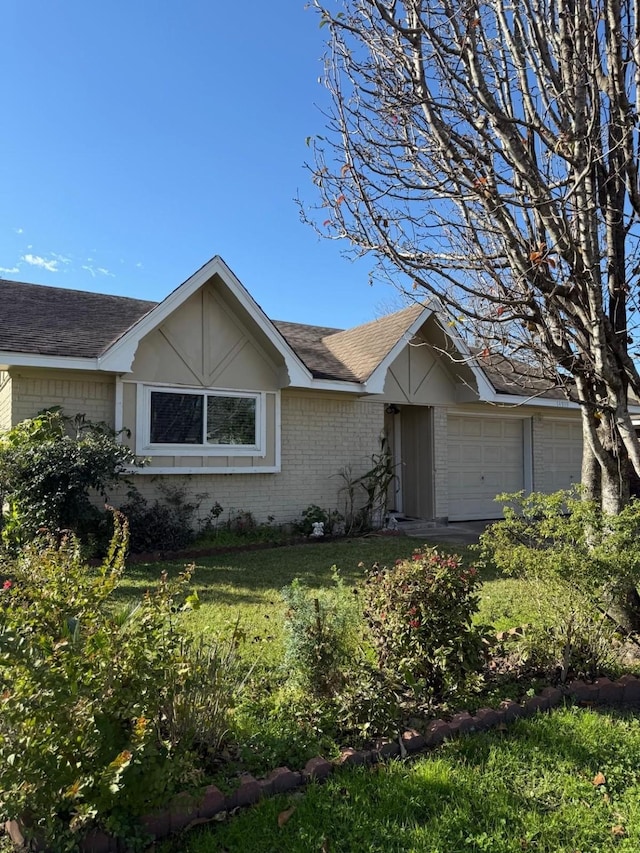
top-left (166, 706), bottom-right (640, 853)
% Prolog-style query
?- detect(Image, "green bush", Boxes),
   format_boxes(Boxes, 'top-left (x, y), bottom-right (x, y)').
top-left (119, 485), bottom-right (202, 553)
top-left (0, 514), bottom-right (237, 849)
top-left (480, 489), bottom-right (640, 632)
top-left (363, 548), bottom-right (490, 700)
top-left (293, 504), bottom-right (343, 536)
top-left (0, 409), bottom-right (140, 551)
top-left (281, 570), bottom-right (361, 696)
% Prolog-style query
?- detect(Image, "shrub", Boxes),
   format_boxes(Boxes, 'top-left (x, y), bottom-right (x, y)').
top-left (0, 409), bottom-right (140, 551)
top-left (0, 514), bottom-right (237, 848)
top-left (119, 484), bottom-right (203, 553)
top-left (280, 570), bottom-right (361, 696)
top-left (363, 548), bottom-right (490, 700)
top-left (293, 504), bottom-right (343, 536)
top-left (480, 489), bottom-right (640, 633)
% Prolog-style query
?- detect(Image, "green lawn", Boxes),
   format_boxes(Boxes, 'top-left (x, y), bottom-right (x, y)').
top-left (120, 536), bottom-right (422, 659)
top-left (164, 706), bottom-right (640, 852)
top-left (120, 534), bottom-right (538, 658)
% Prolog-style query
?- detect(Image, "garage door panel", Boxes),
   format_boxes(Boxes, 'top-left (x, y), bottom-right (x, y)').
top-left (539, 420), bottom-right (582, 493)
top-left (448, 415), bottom-right (525, 521)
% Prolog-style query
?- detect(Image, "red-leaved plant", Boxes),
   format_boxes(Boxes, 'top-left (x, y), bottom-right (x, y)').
top-left (363, 548), bottom-right (491, 701)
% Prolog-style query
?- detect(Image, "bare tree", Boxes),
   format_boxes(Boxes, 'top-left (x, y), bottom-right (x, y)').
top-left (302, 0), bottom-right (640, 516)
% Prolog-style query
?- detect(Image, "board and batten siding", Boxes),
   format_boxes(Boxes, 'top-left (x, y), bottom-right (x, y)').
top-left (121, 281), bottom-right (285, 473)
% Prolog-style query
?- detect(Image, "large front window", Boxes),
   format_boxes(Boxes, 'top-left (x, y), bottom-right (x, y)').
top-left (148, 389), bottom-right (259, 449)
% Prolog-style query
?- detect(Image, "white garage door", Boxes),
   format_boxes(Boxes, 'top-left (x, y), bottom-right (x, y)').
top-left (539, 419), bottom-right (582, 493)
top-left (448, 416), bottom-right (525, 521)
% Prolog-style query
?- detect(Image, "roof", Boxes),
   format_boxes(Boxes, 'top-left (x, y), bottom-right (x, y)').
top-left (472, 349), bottom-right (567, 399)
top-left (272, 321), bottom-right (359, 382)
top-left (0, 279), bottom-right (157, 358)
top-left (0, 273), bottom-right (568, 401)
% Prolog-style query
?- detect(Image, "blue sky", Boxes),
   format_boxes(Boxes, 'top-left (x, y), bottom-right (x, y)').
top-left (0, 1), bottom-right (407, 329)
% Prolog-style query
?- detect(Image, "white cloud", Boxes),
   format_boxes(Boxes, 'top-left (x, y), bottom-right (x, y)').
top-left (135, 262), bottom-right (143, 269)
top-left (82, 265), bottom-right (96, 278)
top-left (0, 266), bottom-right (19, 274)
top-left (22, 254), bottom-right (58, 272)
top-left (14, 228), bottom-right (23, 235)
top-left (51, 252), bottom-right (72, 265)
top-left (97, 267), bottom-right (115, 277)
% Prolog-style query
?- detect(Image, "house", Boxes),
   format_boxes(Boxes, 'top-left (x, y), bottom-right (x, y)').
top-left (0, 255), bottom-right (585, 524)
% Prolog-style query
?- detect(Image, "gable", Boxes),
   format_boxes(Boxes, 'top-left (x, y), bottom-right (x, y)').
top-left (378, 315), bottom-right (463, 404)
top-left (128, 280), bottom-right (283, 391)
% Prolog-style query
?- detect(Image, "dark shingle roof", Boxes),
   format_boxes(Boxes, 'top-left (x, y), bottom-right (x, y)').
top-left (472, 349), bottom-right (567, 399)
top-left (0, 277), bottom-right (568, 400)
top-left (272, 320), bottom-right (360, 382)
top-left (0, 279), bottom-right (156, 358)
top-left (274, 303), bottom-right (426, 382)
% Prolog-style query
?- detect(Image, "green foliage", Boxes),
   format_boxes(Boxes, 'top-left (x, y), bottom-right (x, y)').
top-left (480, 489), bottom-right (640, 632)
top-left (196, 507), bottom-right (289, 549)
top-left (119, 485), bottom-right (202, 553)
top-left (293, 504), bottom-right (343, 536)
top-left (280, 570), bottom-right (361, 696)
top-left (0, 409), bottom-right (140, 550)
top-left (337, 434), bottom-right (396, 533)
top-left (363, 548), bottom-right (490, 700)
top-left (163, 625), bottom-right (246, 761)
top-left (0, 515), bottom-right (239, 848)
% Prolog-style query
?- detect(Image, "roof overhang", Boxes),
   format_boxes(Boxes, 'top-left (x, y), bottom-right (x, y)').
top-left (0, 352), bottom-right (101, 372)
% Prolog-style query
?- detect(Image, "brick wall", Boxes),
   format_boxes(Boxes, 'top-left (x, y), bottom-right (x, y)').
top-left (10, 369), bottom-right (116, 427)
top-left (432, 406), bottom-right (449, 519)
top-left (116, 391), bottom-right (385, 525)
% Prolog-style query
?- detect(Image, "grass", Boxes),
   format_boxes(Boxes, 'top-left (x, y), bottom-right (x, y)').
top-left (120, 534), bottom-right (546, 658)
top-left (164, 706), bottom-right (640, 852)
top-left (119, 535), bottom-right (422, 663)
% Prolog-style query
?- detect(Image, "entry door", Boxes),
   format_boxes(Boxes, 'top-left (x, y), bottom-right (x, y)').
top-left (400, 406), bottom-right (434, 519)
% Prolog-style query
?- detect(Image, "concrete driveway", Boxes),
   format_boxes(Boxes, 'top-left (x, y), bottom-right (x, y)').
top-left (395, 518), bottom-right (493, 546)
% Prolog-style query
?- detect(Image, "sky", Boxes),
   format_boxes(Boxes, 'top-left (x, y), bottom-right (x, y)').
top-left (0, 1), bottom-right (408, 330)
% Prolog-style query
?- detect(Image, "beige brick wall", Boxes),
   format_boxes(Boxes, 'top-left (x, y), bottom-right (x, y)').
top-left (10, 369), bottom-right (116, 427)
top-left (113, 390), bottom-right (385, 525)
top-left (0, 371), bottom-right (11, 432)
top-left (432, 406), bottom-right (449, 519)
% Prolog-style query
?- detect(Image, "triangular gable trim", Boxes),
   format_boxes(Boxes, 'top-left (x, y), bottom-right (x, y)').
top-left (98, 256), bottom-right (312, 385)
top-left (361, 301), bottom-right (499, 400)
top-left (362, 305), bottom-right (435, 394)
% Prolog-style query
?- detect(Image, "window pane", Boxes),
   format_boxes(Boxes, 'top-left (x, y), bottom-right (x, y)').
top-left (207, 396), bottom-right (256, 445)
top-left (150, 392), bottom-right (203, 444)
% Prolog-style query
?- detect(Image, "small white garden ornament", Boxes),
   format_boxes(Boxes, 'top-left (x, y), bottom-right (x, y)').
top-left (311, 521), bottom-right (325, 538)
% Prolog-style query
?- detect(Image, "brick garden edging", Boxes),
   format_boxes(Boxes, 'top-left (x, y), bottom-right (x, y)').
top-left (5, 674), bottom-right (640, 852)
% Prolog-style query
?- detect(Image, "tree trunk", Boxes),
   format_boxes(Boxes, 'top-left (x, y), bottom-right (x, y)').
top-left (581, 440), bottom-right (601, 504)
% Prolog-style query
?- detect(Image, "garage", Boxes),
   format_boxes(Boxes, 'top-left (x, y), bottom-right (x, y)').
top-left (448, 415), bottom-right (526, 521)
top-left (538, 418), bottom-right (582, 493)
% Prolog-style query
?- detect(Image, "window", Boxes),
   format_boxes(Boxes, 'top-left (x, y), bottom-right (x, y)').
top-left (145, 387), bottom-right (260, 451)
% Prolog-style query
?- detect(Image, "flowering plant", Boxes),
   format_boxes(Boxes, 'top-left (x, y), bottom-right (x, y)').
top-left (363, 548), bottom-right (491, 700)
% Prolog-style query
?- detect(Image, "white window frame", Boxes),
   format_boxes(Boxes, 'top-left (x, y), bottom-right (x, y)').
top-left (136, 383), bottom-right (266, 457)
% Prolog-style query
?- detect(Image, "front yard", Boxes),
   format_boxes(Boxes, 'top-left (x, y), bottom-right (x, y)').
top-left (3, 524), bottom-right (637, 851)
